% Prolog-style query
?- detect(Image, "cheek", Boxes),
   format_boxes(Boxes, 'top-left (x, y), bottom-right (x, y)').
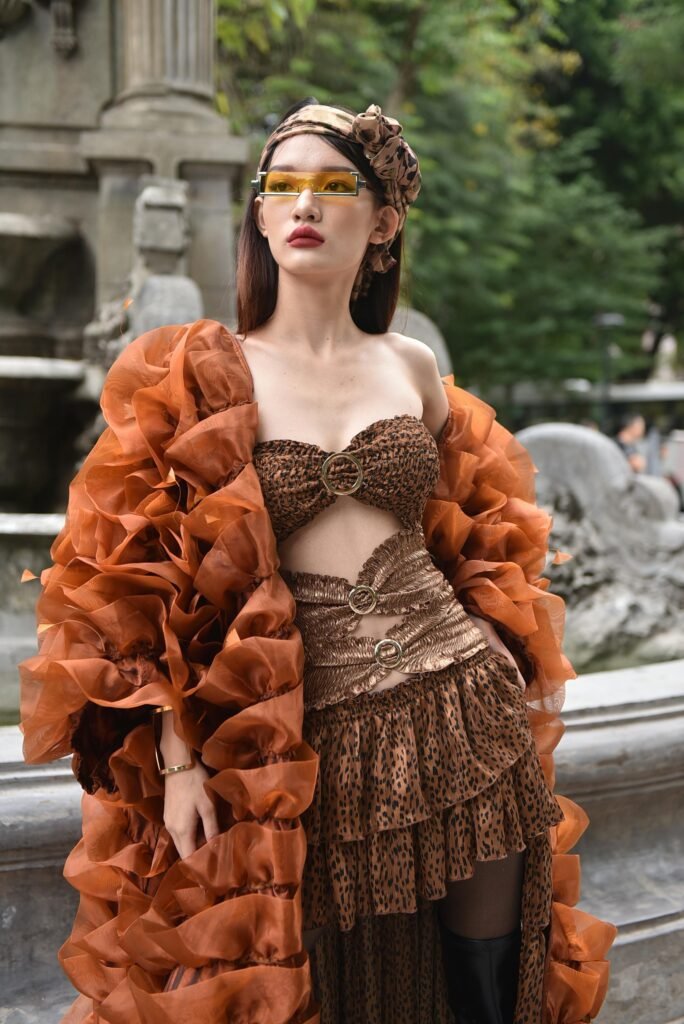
top-left (259, 201), bottom-right (375, 255)
top-left (325, 205), bottom-right (377, 244)
top-left (258, 202), bottom-right (287, 234)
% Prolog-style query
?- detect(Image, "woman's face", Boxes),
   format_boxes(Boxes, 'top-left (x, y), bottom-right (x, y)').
top-left (253, 134), bottom-right (399, 293)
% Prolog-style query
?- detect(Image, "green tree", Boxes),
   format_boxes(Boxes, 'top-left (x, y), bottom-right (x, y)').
top-left (216, 0), bottom-right (671, 394)
top-left (538, 0), bottom-right (684, 345)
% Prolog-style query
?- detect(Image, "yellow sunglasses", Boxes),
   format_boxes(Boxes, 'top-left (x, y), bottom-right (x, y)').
top-left (250, 169), bottom-right (369, 197)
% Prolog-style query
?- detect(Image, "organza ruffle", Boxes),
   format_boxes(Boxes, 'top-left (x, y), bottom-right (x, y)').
top-left (18, 319), bottom-right (616, 1022)
top-left (422, 378), bottom-right (617, 1022)
top-left (19, 320), bottom-right (320, 1022)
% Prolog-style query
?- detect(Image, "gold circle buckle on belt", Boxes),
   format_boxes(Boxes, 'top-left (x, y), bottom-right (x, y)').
top-left (348, 583), bottom-right (378, 614)
top-left (373, 637), bottom-right (403, 668)
top-left (320, 451), bottom-right (363, 495)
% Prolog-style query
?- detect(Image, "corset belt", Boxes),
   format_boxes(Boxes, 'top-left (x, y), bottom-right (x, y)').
top-left (280, 525), bottom-right (491, 711)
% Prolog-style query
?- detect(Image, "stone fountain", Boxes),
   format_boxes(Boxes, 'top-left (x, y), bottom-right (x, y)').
top-left (0, 0), bottom-right (249, 729)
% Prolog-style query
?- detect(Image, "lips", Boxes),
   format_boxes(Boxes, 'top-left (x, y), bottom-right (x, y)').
top-left (287, 227), bottom-right (324, 243)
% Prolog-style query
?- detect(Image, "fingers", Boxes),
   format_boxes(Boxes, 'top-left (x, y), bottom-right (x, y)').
top-left (169, 800), bottom-right (219, 858)
top-left (501, 652), bottom-right (527, 692)
top-left (166, 825), bottom-right (196, 860)
top-left (199, 798), bottom-right (220, 843)
top-left (165, 812), bottom-right (198, 859)
top-left (493, 645), bottom-right (525, 688)
top-left (163, 780), bottom-right (199, 860)
top-left (163, 768), bottom-right (222, 860)
top-left (176, 829), bottom-right (197, 860)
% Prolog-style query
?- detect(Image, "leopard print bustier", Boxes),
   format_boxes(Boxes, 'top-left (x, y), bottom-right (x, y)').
top-left (251, 414), bottom-right (441, 542)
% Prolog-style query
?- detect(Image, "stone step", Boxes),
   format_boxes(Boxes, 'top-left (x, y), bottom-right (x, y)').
top-left (0, 513), bottom-right (63, 726)
top-left (0, 729), bottom-right (81, 1003)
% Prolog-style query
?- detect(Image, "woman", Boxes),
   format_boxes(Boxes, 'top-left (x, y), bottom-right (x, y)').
top-left (19, 99), bottom-right (616, 1023)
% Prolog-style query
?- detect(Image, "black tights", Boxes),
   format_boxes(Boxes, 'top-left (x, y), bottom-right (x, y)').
top-left (436, 850), bottom-right (526, 939)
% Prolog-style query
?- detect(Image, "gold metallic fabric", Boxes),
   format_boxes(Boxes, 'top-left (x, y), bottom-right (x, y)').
top-left (281, 525), bottom-right (491, 711)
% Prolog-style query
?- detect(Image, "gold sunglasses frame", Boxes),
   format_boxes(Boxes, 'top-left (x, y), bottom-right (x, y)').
top-left (249, 169), bottom-right (369, 197)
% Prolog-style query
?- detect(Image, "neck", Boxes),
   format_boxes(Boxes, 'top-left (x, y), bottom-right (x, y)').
top-left (257, 269), bottom-right (366, 355)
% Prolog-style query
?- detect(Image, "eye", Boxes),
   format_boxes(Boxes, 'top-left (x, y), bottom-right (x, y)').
top-left (321, 171), bottom-right (357, 193)
top-left (263, 173), bottom-right (298, 193)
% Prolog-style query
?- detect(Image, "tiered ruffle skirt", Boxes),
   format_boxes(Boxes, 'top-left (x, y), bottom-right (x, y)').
top-left (301, 646), bottom-right (565, 1024)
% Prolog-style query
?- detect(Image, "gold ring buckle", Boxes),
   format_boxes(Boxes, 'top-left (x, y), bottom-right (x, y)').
top-left (348, 583), bottom-right (377, 614)
top-left (320, 451), bottom-right (363, 495)
top-left (373, 637), bottom-right (403, 668)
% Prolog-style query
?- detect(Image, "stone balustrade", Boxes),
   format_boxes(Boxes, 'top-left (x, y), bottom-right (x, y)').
top-left (553, 659), bottom-right (684, 1023)
top-left (1, 658), bottom-right (683, 1021)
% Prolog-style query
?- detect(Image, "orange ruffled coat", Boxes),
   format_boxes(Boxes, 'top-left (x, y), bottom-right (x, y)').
top-left (18, 319), bottom-right (617, 1023)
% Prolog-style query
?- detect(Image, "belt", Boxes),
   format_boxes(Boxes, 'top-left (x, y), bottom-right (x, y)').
top-left (280, 525), bottom-right (490, 711)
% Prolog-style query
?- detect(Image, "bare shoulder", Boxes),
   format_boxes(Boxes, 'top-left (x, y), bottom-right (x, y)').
top-left (387, 331), bottom-right (449, 433)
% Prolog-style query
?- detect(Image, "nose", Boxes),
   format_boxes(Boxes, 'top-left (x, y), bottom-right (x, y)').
top-left (292, 187), bottom-right (321, 219)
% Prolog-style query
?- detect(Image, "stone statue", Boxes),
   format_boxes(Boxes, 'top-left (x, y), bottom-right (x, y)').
top-left (76, 178), bottom-right (204, 470)
top-left (519, 421), bottom-right (684, 670)
top-left (83, 177), bottom-right (203, 375)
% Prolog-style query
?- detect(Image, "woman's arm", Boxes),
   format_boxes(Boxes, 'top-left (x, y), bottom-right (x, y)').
top-left (468, 613), bottom-right (527, 691)
top-left (19, 324), bottom-right (189, 790)
top-left (20, 322), bottom-right (222, 854)
top-left (158, 708), bottom-right (220, 858)
top-left (21, 318), bottom-right (318, 1019)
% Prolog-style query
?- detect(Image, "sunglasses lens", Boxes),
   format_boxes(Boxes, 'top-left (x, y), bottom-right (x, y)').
top-left (261, 170), bottom-right (358, 195)
top-left (315, 171), bottom-right (358, 194)
top-left (262, 172), bottom-right (300, 194)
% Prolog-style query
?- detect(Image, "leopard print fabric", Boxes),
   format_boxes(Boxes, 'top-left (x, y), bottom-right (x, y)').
top-left (252, 414), bottom-right (441, 543)
top-left (301, 646), bottom-right (565, 1023)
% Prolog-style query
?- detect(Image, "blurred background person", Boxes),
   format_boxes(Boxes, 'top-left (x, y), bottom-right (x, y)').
top-left (614, 410), bottom-right (647, 473)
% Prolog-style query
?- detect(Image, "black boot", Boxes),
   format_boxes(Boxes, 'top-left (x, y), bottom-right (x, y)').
top-left (438, 918), bottom-right (522, 1024)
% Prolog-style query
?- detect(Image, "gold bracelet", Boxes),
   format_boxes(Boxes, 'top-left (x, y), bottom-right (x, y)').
top-left (151, 704), bottom-right (194, 775)
top-left (159, 758), bottom-right (195, 776)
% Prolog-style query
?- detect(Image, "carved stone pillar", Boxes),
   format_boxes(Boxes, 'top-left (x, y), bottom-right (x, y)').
top-left (79, 0), bottom-right (247, 320)
top-left (103, 0), bottom-right (221, 130)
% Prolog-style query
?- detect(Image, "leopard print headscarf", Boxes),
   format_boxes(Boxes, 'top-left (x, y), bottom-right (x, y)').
top-left (255, 103), bottom-right (422, 301)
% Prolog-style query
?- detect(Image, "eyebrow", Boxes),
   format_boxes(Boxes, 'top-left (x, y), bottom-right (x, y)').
top-left (267, 165), bottom-right (356, 172)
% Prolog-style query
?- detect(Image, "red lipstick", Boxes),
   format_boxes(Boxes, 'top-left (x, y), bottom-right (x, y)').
top-left (287, 226), bottom-right (324, 246)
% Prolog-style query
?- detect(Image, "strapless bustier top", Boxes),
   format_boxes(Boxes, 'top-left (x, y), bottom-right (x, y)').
top-left (251, 414), bottom-right (440, 542)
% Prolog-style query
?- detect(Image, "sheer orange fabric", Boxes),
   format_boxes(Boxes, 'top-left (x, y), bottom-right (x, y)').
top-left (422, 378), bottom-right (617, 1022)
top-left (18, 318), bottom-right (616, 1022)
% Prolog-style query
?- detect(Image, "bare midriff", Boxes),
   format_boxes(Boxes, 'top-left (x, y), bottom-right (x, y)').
top-left (278, 496), bottom-right (445, 693)
top-left (278, 493), bottom-right (491, 700)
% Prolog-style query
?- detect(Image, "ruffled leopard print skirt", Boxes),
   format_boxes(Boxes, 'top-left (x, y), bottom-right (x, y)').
top-left (301, 645), bottom-right (565, 1024)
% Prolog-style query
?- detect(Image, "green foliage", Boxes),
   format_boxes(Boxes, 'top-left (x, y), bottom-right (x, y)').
top-left (216, 0), bottom-right (682, 392)
top-left (613, 1), bottom-right (684, 88)
top-left (539, 0), bottom-right (684, 353)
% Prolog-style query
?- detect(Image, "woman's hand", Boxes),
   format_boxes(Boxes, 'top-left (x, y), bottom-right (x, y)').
top-left (160, 709), bottom-right (220, 859)
top-left (163, 760), bottom-right (220, 860)
top-left (469, 613), bottom-right (527, 692)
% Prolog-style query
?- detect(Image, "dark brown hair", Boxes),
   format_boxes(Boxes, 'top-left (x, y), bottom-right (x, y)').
top-left (235, 97), bottom-right (404, 336)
